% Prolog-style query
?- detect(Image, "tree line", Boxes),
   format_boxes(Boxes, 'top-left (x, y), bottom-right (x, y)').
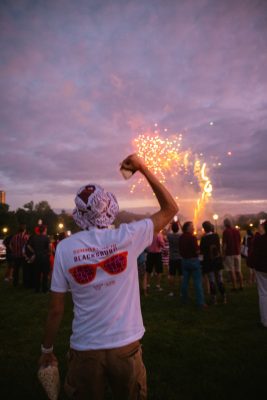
top-left (1, 201), bottom-right (266, 238)
top-left (0, 201), bottom-right (80, 238)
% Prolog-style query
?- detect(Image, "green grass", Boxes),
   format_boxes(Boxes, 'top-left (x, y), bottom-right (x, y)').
top-left (0, 262), bottom-right (266, 400)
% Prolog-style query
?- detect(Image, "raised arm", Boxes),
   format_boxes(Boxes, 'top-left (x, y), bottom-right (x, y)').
top-left (121, 154), bottom-right (178, 233)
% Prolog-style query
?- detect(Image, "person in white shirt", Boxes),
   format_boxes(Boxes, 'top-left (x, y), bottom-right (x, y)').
top-left (39, 154), bottom-right (178, 400)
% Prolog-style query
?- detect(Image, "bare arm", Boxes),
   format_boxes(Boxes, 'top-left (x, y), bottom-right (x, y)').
top-left (121, 154), bottom-right (178, 233)
top-left (39, 292), bottom-right (65, 367)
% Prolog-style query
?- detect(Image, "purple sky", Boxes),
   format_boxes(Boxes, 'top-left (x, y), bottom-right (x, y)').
top-left (1, 0), bottom-right (267, 219)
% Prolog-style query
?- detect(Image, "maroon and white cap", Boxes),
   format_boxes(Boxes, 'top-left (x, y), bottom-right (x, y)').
top-left (73, 184), bottom-right (119, 229)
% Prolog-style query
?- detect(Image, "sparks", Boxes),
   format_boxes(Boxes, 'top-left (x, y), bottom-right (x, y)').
top-left (132, 134), bottom-right (188, 184)
top-left (130, 127), bottom-right (214, 228)
top-left (193, 161), bottom-right (213, 228)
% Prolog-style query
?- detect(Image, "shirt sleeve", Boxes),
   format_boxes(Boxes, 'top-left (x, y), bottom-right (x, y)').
top-left (50, 247), bottom-right (68, 293)
top-left (127, 218), bottom-right (154, 257)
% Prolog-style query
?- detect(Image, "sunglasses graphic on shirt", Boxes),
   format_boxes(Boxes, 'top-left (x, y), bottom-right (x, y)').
top-left (69, 251), bottom-right (128, 285)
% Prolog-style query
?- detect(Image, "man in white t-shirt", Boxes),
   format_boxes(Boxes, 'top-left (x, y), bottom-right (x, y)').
top-left (39, 154), bottom-right (178, 400)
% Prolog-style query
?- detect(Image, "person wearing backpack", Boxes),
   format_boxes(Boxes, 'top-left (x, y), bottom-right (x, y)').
top-left (200, 221), bottom-right (226, 305)
top-left (179, 221), bottom-right (207, 309)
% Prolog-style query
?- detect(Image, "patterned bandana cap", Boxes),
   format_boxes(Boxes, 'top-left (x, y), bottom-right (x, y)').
top-left (73, 184), bottom-right (119, 229)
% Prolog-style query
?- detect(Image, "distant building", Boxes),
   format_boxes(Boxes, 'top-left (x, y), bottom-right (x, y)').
top-left (0, 191), bottom-right (6, 204)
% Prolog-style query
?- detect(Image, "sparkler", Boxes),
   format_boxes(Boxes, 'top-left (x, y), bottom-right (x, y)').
top-left (130, 127), bottom-right (213, 227)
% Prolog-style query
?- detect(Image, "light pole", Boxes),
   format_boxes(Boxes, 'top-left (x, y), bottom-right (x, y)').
top-left (2, 227), bottom-right (8, 234)
top-left (213, 214), bottom-right (219, 233)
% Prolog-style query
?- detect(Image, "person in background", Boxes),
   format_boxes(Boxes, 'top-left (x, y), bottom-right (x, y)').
top-left (27, 225), bottom-right (51, 293)
top-left (167, 221), bottom-right (182, 297)
top-left (242, 229), bottom-right (255, 286)
top-left (137, 250), bottom-right (147, 296)
top-left (146, 232), bottom-right (165, 291)
top-left (204, 223), bottom-right (215, 295)
top-left (24, 235), bottom-right (36, 289)
top-left (161, 228), bottom-right (170, 271)
top-left (257, 222), bottom-right (265, 236)
top-left (179, 221), bottom-right (206, 309)
top-left (10, 224), bottom-right (29, 287)
top-left (39, 154), bottom-right (178, 400)
top-left (251, 220), bottom-right (267, 328)
top-left (222, 218), bottom-right (243, 291)
top-left (3, 234), bottom-right (14, 283)
top-left (50, 232), bottom-right (67, 272)
top-left (200, 221), bottom-right (226, 305)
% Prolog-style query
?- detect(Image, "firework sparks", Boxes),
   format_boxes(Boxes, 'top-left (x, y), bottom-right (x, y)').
top-left (131, 134), bottom-right (188, 186)
top-left (130, 128), bottom-right (213, 227)
top-left (193, 161), bottom-right (213, 228)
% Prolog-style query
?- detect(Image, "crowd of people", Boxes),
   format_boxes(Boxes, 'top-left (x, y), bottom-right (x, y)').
top-left (3, 225), bottom-right (66, 293)
top-left (3, 203), bottom-right (267, 328)
top-left (138, 218), bottom-right (267, 321)
top-left (3, 202), bottom-right (267, 323)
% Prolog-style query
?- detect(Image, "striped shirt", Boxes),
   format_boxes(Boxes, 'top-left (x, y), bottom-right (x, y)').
top-left (10, 232), bottom-right (29, 258)
top-left (161, 238), bottom-right (170, 265)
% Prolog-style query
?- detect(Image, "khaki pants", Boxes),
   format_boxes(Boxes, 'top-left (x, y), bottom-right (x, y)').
top-left (64, 341), bottom-right (147, 400)
top-left (224, 255), bottom-right (241, 272)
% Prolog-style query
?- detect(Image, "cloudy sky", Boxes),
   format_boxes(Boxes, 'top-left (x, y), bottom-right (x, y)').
top-left (1, 0), bottom-right (267, 218)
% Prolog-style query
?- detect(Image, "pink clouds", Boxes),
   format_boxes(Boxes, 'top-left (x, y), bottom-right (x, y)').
top-left (0, 0), bottom-right (267, 214)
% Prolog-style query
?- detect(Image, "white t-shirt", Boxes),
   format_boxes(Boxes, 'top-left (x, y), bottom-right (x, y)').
top-left (51, 218), bottom-right (154, 350)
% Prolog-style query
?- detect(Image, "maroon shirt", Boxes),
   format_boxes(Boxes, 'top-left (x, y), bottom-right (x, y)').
top-left (223, 227), bottom-right (241, 256)
top-left (179, 232), bottom-right (199, 259)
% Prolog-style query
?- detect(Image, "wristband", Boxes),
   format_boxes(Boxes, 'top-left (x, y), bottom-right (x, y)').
top-left (41, 344), bottom-right (53, 354)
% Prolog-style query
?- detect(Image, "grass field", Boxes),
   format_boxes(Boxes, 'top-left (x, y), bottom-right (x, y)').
top-left (0, 261), bottom-right (267, 400)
